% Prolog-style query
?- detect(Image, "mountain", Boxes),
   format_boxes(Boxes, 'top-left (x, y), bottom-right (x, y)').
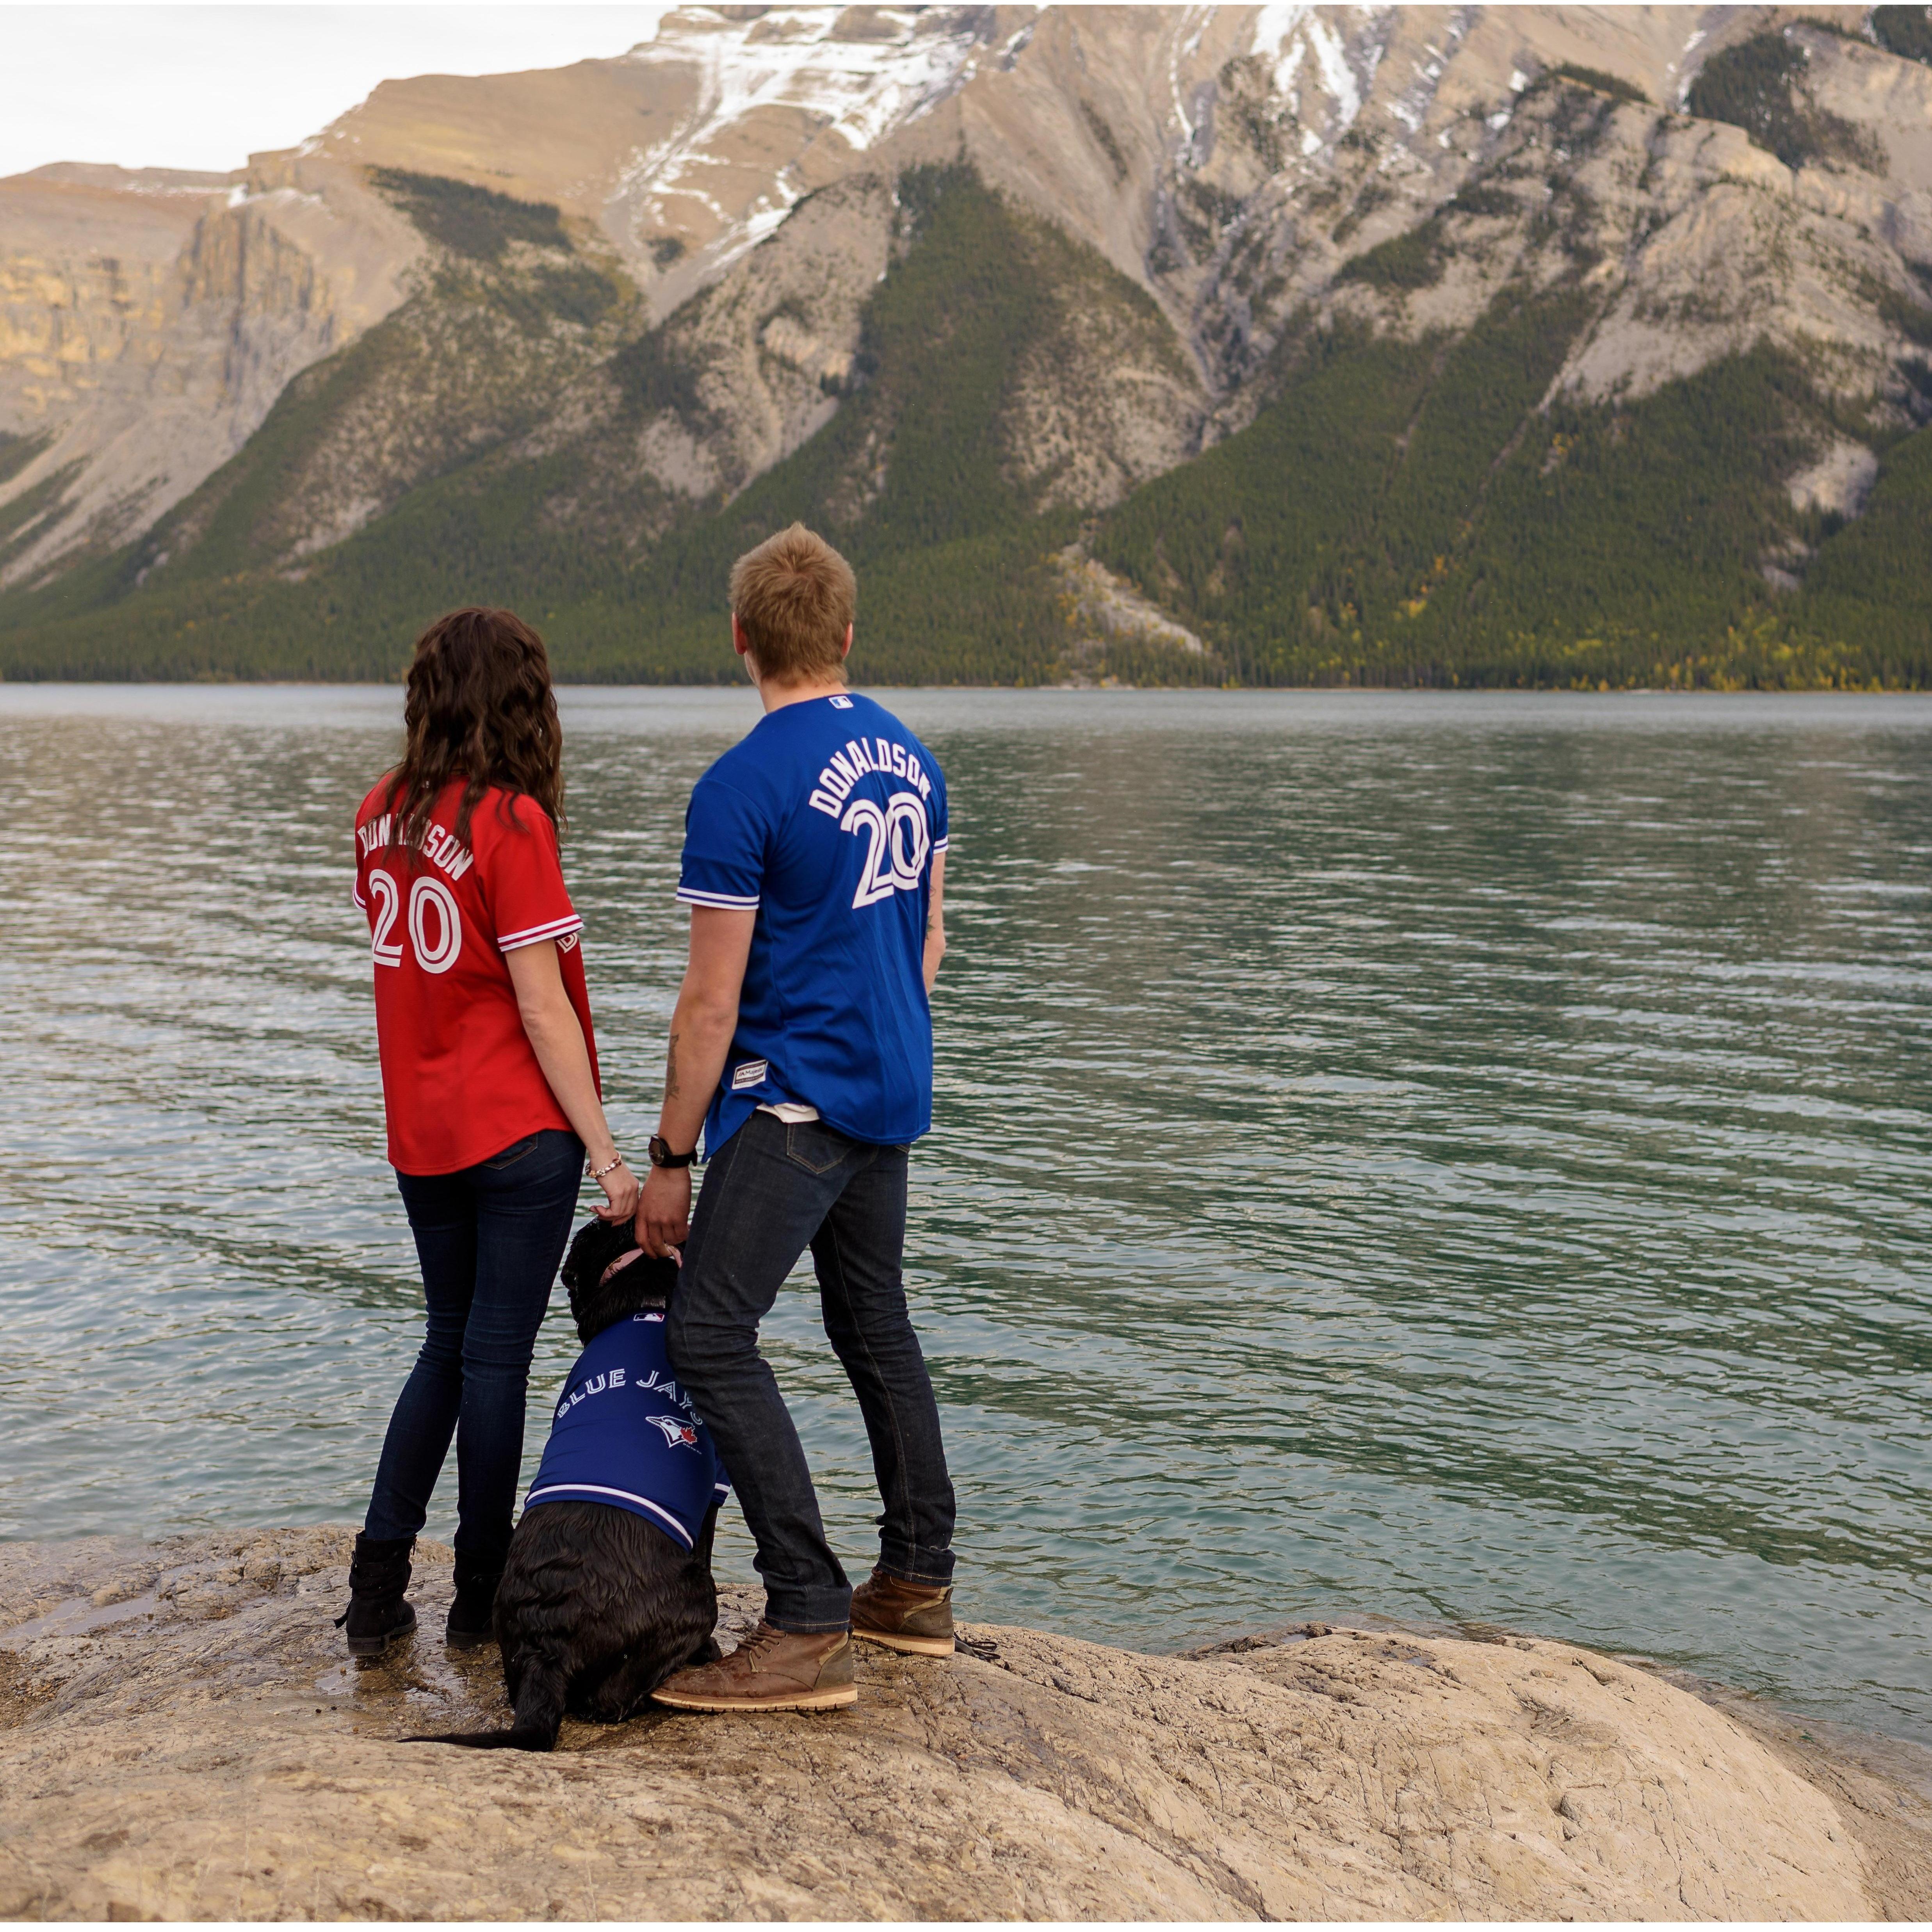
top-left (2, 3), bottom-right (1930, 687)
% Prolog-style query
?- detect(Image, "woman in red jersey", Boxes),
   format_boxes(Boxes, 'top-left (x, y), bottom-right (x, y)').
top-left (338, 608), bottom-right (639, 1658)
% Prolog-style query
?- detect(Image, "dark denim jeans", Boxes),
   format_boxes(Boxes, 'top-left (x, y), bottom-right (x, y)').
top-left (363, 1127), bottom-right (582, 1571)
top-left (667, 1110), bottom-right (956, 1633)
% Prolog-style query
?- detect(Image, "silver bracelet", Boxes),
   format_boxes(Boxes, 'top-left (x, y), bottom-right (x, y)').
top-left (587, 1152), bottom-right (627, 1181)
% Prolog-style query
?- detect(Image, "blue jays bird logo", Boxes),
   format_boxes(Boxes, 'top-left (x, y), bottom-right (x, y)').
top-left (647, 1413), bottom-right (700, 1451)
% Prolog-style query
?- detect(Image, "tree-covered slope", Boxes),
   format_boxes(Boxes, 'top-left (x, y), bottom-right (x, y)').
top-left (1088, 305), bottom-right (1932, 688)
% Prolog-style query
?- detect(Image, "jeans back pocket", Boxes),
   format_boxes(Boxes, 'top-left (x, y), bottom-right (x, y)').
top-left (784, 1120), bottom-right (852, 1177)
top-left (481, 1133), bottom-right (540, 1172)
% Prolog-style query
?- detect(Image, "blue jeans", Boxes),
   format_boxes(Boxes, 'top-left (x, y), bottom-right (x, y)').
top-left (363, 1128), bottom-right (582, 1569)
top-left (667, 1111), bottom-right (956, 1633)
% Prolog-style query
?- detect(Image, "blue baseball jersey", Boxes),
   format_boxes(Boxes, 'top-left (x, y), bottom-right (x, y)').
top-left (524, 1312), bottom-right (729, 1551)
top-left (677, 691), bottom-right (947, 1154)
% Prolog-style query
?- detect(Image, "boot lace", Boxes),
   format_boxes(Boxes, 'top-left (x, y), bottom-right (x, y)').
top-left (732, 1622), bottom-right (790, 1670)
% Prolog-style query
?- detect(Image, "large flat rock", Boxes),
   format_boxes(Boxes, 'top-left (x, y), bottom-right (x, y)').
top-left (0, 1528), bottom-right (1925, 1920)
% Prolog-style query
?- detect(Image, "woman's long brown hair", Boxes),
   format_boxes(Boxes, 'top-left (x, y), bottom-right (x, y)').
top-left (383, 607), bottom-right (564, 856)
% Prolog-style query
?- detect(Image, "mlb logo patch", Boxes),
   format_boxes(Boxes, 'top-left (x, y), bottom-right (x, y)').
top-left (730, 1058), bottom-right (769, 1091)
top-left (830, 695), bottom-right (854, 709)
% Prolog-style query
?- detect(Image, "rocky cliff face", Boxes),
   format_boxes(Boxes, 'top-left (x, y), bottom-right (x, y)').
top-left (1, 4), bottom-right (1928, 681)
top-left (0, 161), bottom-right (420, 584)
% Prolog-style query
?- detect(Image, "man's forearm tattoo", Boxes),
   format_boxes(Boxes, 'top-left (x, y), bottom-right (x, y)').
top-left (666, 1029), bottom-right (681, 1101)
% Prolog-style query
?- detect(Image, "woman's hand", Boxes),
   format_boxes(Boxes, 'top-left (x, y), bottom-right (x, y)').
top-left (594, 1156), bottom-right (641, 1223)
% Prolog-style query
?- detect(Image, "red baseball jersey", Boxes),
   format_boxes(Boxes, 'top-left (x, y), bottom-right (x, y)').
top-left (353, 776), bottom-right (600, 1175)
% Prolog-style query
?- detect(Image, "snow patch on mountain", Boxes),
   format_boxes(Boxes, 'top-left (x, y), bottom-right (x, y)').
top-left (1248, 3), bottom-right (1388, 151)
top-left (629, 5), bottom-right (978, 154)
top-left (618, 5), bottom-right (987, 267)
top-left (1252, 4), bottom-right (1314, 93)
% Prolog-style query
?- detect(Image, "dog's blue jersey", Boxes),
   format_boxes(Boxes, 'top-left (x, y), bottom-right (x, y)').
top-left (524, 1312), bottom-right (729, 1551)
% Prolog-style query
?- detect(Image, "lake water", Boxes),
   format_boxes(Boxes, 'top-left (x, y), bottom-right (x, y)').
top-left (3, 685), bottom-right (1930, 1747)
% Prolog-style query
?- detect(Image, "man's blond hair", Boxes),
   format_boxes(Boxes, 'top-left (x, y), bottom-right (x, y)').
top-left (730, 524), bottom-right (856, 685)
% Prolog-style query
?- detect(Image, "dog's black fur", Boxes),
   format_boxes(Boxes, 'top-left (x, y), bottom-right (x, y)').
top-left (411, 1217), bottom-right (720, 1752)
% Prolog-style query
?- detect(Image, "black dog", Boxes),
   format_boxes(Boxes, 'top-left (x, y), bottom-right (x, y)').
top-left (414, 1218), bottom-right (727, 1751)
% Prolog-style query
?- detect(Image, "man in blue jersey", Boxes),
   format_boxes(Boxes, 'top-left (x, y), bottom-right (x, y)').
top-left (637, 523), bottom-right (957, 1714)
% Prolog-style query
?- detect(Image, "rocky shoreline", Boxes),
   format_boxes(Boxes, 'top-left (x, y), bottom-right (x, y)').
top-left (2, 1528), bottom-right (1928, 1920)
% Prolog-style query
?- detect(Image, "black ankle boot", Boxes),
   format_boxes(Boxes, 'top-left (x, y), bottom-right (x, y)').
top-left (445, 1556), bottom-right (503, 1649)
top-left (335, 1532), bottom-right (417, 1657)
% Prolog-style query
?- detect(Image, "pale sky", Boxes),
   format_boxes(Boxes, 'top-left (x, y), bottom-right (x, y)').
top-left (0, 4), bottom-right (676, 180)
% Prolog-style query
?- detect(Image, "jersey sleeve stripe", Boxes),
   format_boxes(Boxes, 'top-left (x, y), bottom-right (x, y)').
top-left (523, 1483), bottom-right (695, 1549)
top-left (933, 836), bottom-right (949, 852)
top-left (497, 913), bottom-right (584, 951)
top-left (676, 887), bottom-right (762, 910)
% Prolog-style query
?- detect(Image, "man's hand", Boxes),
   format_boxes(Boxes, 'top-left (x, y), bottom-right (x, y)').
top-left (636, 1163), bottom-right (692, 1259)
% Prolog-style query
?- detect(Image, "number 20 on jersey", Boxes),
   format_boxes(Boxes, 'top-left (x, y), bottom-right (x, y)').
top-left (840, 792), bottom-right (931, 910)
top-left (367, 870), bottom-right (463, 974)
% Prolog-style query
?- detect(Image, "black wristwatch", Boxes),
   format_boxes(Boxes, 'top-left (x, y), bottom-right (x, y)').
top-left (648, 1135), bottom-right (696, 1169)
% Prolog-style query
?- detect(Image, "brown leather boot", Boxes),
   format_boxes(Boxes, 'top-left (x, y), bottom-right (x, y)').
top-left (850, 1567), bottom-right (954, 1657)
top-left (650, 1621), bottom-right (857, 1713)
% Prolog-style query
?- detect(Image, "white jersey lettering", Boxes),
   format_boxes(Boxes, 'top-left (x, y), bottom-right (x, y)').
top-left (805, 739), bottom-right (932, 816)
